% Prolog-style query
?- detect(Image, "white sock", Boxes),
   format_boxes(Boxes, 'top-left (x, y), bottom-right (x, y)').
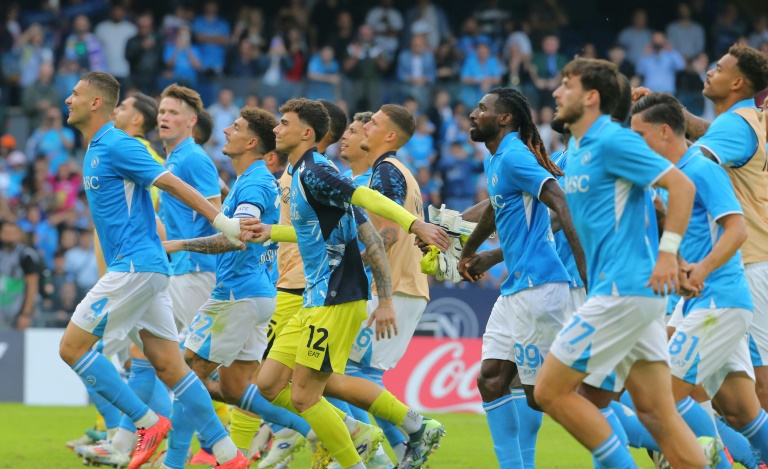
top-left (343, 415), bottom-right (359, 433)
top-left (212, 437), bottom-right (239, 463)
top-left (111, 427), bottom-right (136, 453)
top-left (344, 462), bottom-right (366, 469)
top-left (106, 427), bottom-right (118, 441)
top-left (306, 429), bottom-right (318, 441)
top-left (401, 409), bottom-right (424, 434)
top-left (394, 442), bottom-right (407, 463)
top-left (134, 409), bottom-right (159, 429)
top-left (276, 427), bottom-right (297, 438)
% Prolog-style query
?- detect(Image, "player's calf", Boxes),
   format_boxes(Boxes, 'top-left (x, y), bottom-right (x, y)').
top-left (476, 359), bottom-right (517, 403)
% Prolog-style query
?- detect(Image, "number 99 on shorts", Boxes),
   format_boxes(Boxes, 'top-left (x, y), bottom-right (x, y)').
top-left (514, 343), bottom-right (541, 373)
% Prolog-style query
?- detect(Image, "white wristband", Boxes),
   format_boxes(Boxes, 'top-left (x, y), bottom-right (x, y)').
top-left (213, 213), bottom-right (242, 245)
top-left (658, 231), bottom-right (683, 255)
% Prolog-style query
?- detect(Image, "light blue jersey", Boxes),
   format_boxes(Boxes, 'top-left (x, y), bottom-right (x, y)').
top-left (552, 149), bottom-right (584, 288)
top-left (160, 138), bottom-right (221, 275)
top-left (655, 187), bottom-right (680, 314)
top-left (343, 167), bottom-right (373, 290)
top-left (212, 160), bottom-right (280, 301)
top-left (484, 132), bottom-right (569, 296)
top-left (83, 123), bottom-right (170, 275)
top-left (694, 99), bottom-right (759, 167)
top-left (676, 148), bottom-right (753, 315)
top-left (564, 115), bottom-right (672, 298)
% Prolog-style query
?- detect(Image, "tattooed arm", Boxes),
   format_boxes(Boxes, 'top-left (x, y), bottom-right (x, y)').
top-left (684, 110), bottom-right (711, 142)
top-left (163, 233), bottom-right (243, 255)
top-left (357, 220), bottom-right (398, 340)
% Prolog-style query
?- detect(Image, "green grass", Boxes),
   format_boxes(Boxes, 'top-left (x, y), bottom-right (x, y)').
top-left (0, 403), bottom-right (676, 468)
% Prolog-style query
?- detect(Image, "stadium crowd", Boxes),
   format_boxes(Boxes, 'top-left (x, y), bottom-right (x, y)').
top-left (1, 0), bottom-right (767, 330)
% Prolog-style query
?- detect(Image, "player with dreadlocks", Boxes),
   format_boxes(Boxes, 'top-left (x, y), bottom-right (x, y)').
top-left (457, 87), bottom-right (587, 468)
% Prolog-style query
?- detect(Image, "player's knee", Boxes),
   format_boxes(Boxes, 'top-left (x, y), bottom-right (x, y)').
top-left (477, 372), bottom-right (505, 401)
top-left (532, 384), bottom-right (557, 411)
top-left (58, 337), bottom-right (84, 366)
top-left (525, 389), bottom-right (543, 412)
top-left (218, 380), bottom-right (242, 406)
top-left (256, 377), bottom-right (280, 403)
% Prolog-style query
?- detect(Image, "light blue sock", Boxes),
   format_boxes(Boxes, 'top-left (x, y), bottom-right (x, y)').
top-left (616, 396), bottom-right (660, 451)
top-left (483, 395), bottom-right (524, 468)
top-left (593, 405), bottom-right (629, 468)
top-left (717, 417), bottom-right (757, 468)
top-left (327, 398), bottom-right (353, 416)
top-left (83, 381), bottom-right (122, 429)
top-left (149, 378), bottom-right (172, 418)
top-left (591, 433), bottom-right (636, 469)
top-left (72, 350), bottom-right (149, 423)
top-left (127, 359), bottom-right (156, 402)
top-left (268, 423), bottom-right (286, 433)
top-left (171, 371), bottom-right (228, 446)
top-left (512, 389), bottom-right (542, 469)
top-left (738, 410), bottom-right (768, 465)
top-left (676, 397), bottom-right (730, 469)
top-left (239, 384), bottom-right (312, 437)
top-left (165, 399), bottom-right (195, 469)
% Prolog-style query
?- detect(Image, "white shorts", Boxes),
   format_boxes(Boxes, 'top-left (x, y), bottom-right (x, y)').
top-left (565, 287), bottom-right (587, 321)
top-left (185, 297), bottom-right (275, 367)
top-left (550, 295), bottom-right (668, 386)
top-left (72, 272), bottom-right (178, 347)
top-left (667, 298), bottom-right (685, 329)
top-left (348, 293), bottom-right (428, 371)
top-left (583, 371), bottom-right (624, 393)
top-left (93, 336), bottom-right (133, 366)
top-left (670, 307), bottom-right (754, 397)
top-left (169, 272), bottom-right (216, 336)
top-left (482, 283), bottom-right (569, 385)
top-left (746, 262), bottom-right (768, 367)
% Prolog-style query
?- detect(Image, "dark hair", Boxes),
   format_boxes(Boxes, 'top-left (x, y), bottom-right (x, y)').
top-left (132, 92), bottom-right (158, 136)
top-left (562, 58), bottom-right (621, 116)
top-left (81, 71), bottom-right (120, 109)
top-left (729, 44), bottom-right (768, 95)
top-left (380, 104), bottom-right (416, 145)
top-left (161, 83), bottom-right (203, 115)
top-left (240, 106), bottom-right (278, 154)
top-left (488, 87), bottom-right (562, 176)
top-left (612, 73), bottom-right (632, 123)
top-left (318, 99), bottom-right (348, 144)
top-left (274, 150), bottom-right (289, 167)
top-left (278, 98), bottom-right (330, 143)
top-left (353, 111), bottom-right (373, 124)
top-left (630, 92), bottom-right (686, 136)
top-left (194, 110), bottom-right (214, 145)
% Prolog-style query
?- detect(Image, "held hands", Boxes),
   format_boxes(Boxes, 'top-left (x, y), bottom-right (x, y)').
top-left (162, 240), bottom-right (183, 254)
top-left (458, 250), bottom-right (496, 283)
top-left (213, 213), bottom-right (245, 248)
top-left (368, 298), bottom-right (398, 340)
top-left (647, 251), bottom-right (680, 296)
top-left (679, 260), bottom-right (707, 298)
top-left (410, 219), bottom-right (450, 252)
top-left (236, 218), bottom-right (272, 243)
top-left (631, 86), bottom-right (652, 105)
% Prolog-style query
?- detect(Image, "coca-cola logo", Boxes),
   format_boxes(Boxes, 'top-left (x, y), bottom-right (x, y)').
top-left (385, 338), bottom-right (483, 414)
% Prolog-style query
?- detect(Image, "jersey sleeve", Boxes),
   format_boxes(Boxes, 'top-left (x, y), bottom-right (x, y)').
top-left (353, 206), bottom-right (369, 225)
top-left (233, 178), bottom-right (275, 218)
top-left (20, 248), bottom-right (40, 275)
top-left (694, 112), bottom-right (758, 167)
top-left (505, 148), bottom-right (555, 199)
top-left (112, 137), bottom-right (168, 188)
top-left (183, 151), bottom-right (221, 199)
top-left (695, 160), bottom-right (743, 221)
top-left (370, 162), bottom-right (407, 206)
top-left (603, 129), bottom-right (673, 188)
top-left (301, 160), bottom-right (359, 209)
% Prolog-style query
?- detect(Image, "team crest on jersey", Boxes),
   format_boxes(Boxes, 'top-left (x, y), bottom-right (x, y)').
top-left (581, 151), bottom-right (591, 166)
top-left (492, 174), bottom-right (498, 187)
top-left (91, 156), bottom-right (99, 168)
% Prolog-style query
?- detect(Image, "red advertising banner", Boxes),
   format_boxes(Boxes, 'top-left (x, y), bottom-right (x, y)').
top-left (382, 337), bottom-right (483, 414)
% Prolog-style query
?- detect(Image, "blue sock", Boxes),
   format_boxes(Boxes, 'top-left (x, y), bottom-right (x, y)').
top-left (239, 384), bottom-right (311, 437)
top-left (84, 381), bottom-right (122, 429)
top-left (512, 389), bottom-right (542, 469)
top-left (593, 405), bottom-right (629, 468)
top-left (327, 398), bottom-right (352, 416)
top-left (165, 399), bottom-right (195, 469)
top-left (127, 359), bottom-right (156, 402)
top-left (149, 378), bottom-right (172, 418)
top-left (268, 423), bottom-right (286, 433)
top-left (616, 396), bottom-right (660, 451)
top-left (350, 404), bottom-right (372, 425)
top-left (348, 366), bottom-right (398, 443)
top-left (717, 417), bottom-right (757, 468)
top-left (591, 433), bottom-right (635, 469)
top-left (738, 410), bottom-right (768, 465)
top-left (483, 395), bottom-right (524, 468)
top-left (676, 397), bottom-right (730, 469)
top-left (171, 371), bottom-right (228, 446)
top-left (72, 350), bottom-right (148, 422)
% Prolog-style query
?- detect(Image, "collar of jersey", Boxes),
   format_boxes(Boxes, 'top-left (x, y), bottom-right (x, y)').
top-left (491, 132), bottom-right (519, 160)
top-left (240, 159), bottom-right (267, 179)
top-left (728, 98), bottom-right (758, 113)
top-left (372, 151), bottom-right (397, 170)
top-left (296, 146), bottom-right (320, 166)
top-left (92, 122), bottom-right (115, 144)
top-left (169, 137), bottom-right (195, 155)
top-left (677, 145), bottom-right (703, 169)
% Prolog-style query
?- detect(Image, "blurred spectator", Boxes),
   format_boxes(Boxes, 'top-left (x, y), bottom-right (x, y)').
top-left (310, 0), bottom-right (344, 50)
top-left (434, 39), bottom-right (461, 84)
top-left (5, 3), bottom-right (21, 42)
top-left (608, 44), bottom-right (636, 81)
top-left (503, 21), bottom-right (533, 60)
top-left (460, 43), bottom-right (502, 108)
top-left (161, 4), bottom-right (194, 44)
top-left (527, 0), bottom-right (570, 44)
top-left (666, 4), bottom-right (706, 60)
top-left (0, 220), bottom-right (40, 330)
top-left (231, 7), bottom-right (265, 50)
top-left (260, 36), bottom-right (292, 92)
top-left (636, 32), bottom-right (685, 94)
top-left (365, 0), bottom-right (403, 57)
top-left (677, 52), bottom-right (709, 116)
top-left (505, 44), bottom-right (534, 95)
top-left (64, 14), bottom-right (106, 73)
top-left (749, 16), bottom-right (768, 49)
top-left (536, 106), bottom-right (558, 154)
top-left (417, 166), bottom-right (441, 217)
top-left (329, 11), bottom-right (355, 63)
top-left (94, 4), bottom-right (136, 83)
top-left (618, 9), bottom-right (653, 64)
top-left (711, 3), bottom-right (748, 58)
top-left (261, 95), bottom-right (278, 115)
top-left (276, 0), bottom-right (309, 33)
top-left (54, 59), bottom-right (80, 116)
top-left (193, 1), bottom-right (230, 75)
top-left (163, 24), bottom-right (201, 87)
top-left (18, 204), bottom-right (58, 268)
top-left (4, 151), bottom-right (27, 199)
top-left (397, 35), bottom-right (436, 109)
top-left (344, 25), bottom-right (390, 113)
top-left (43, 278), bottom-right (76, 328)
top-left (206, 88), bottom-right (239, 163)
top-left (457, 18), bottom-right (495, 58)
top-left (306, 46), bottom-right (341, 101)
top-left (438, 141), bottom-right (483, 212)
top-left (530, 35), bottom-right (567, 108)
top-left (473, 0), bottom-right (511, 43)
top-left (44, 249), bottom-right (71, 302)
top-left (404, 0), bottom-right (451, 51)
top-left (21, 62), bottom-right (59, 131)
top-left (16, 24), bottom-right (53, 88)
top-left (25, 106), bottom-right (74, 174)
top-left (401, 115), bottom-right (435, 171)
top-left (284, 28), bottom-right (309, 85)
top-left (64, 229), bottom-right (98, 300)
top-left (426, 89), bottom-right (453, 145)
top-left (126, 13), bottom-right (164, 95)
top-left (581, 43), bottom-right (598, 59)
top-left (51, 159), bottom-right (80, 212)
top-left (1, 134), bottom-right (17, 159)
top-left (226, 37), bottom-right (267, 77)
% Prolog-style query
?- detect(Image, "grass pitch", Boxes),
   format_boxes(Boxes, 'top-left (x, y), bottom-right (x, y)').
top-left (1, 403), bottom-right (672, 468)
